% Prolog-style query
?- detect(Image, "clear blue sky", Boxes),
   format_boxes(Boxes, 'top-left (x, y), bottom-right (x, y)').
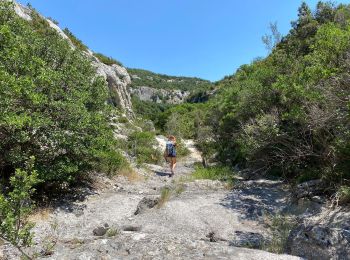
top-left (17, 0), bottom-right (350, 81)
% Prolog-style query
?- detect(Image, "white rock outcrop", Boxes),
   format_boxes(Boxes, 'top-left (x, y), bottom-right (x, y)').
top-left (93, 60), bottom-right (133, 116)
top-left (130, 85), bottom-right (190, 104)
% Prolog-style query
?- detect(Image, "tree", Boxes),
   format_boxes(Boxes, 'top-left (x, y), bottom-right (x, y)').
top-left (0, 2), bottom-right (124, 188)
top-left (262, 22), bottom-right (282, 52)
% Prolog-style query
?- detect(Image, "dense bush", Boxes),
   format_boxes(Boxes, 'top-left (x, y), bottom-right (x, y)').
top-left (202, 1), bottom-right (350, 190)
top-left (127, 131), bottom-right (161, 164)
top-left (0, 2), bottom-right (124, 189)
top-left (131, 95), bottom-right (170, 127)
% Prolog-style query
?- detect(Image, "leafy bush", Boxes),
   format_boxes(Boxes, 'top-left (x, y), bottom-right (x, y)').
top-left (199, 2), bottom-right (350, 190)
top-left (175, 139), bottom-right (191, 158)
top-left (0, 2), bottom-right (123, 189)
top-left (127, 131), bottom-right (161, 164)
top-left (94, 53), bottom-right (123, 66)
top-left (131, 96), bottom-right (170, 126)
top-left (0, 157), bottom-right (39, 259)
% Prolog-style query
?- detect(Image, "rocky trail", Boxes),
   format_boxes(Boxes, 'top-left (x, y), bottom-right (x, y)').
top-left (2, 137), bottom-right (302, 260)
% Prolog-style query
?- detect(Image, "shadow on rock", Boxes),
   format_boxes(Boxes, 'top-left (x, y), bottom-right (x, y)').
top-left (219, 180), bottom-right (289, 221)
top-left (155, 171), bottom-right (170, 177)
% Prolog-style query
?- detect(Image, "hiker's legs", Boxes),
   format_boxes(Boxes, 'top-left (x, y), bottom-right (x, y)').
top-left (171, 158), bottom-right (176, 173)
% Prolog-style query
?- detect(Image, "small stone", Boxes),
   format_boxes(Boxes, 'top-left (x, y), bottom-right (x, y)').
top-left (122, 225), bottom-right (142, 232)
top-left (93, 226), bottom-right (108, 236)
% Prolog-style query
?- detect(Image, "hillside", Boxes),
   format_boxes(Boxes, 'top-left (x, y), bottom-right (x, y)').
top-left (128, 68), bottom-right (213, 91)
top-left (1, 1), bottom-right (350, 260)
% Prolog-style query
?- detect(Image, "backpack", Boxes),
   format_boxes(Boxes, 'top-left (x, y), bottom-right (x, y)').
top-left (166, 141), bottom-right (176, 157)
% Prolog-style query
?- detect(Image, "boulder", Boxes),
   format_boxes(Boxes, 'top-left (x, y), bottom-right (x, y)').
top-left (286, 224), bottom-right (350, 260)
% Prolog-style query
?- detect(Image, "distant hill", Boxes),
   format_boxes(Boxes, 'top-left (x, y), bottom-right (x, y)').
top-left (128, 68), bottom-right (213, 92)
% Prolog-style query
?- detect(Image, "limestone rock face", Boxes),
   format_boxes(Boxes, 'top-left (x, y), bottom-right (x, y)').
top-left (130, 86), bottom-right (190, 104)
top-left (93, 60), bottom-right (133, 116)
top-left (12, 1), bottom-right (134, 116)
top-left (12, 1), bottom-right (31, 21)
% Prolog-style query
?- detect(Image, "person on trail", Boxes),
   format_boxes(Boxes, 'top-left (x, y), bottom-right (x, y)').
top-left (164, 135), bottom-right (177, 177)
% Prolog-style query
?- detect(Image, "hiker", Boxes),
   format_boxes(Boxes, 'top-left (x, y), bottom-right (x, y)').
top-left (164, 135), bottom-right (177, 177)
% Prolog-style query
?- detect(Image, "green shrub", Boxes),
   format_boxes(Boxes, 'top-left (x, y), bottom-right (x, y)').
top-left (94, 53), bottom-right (123, 66)
top-left (127, 131), bottom-right (161, 164)
top-left (0, 157), bottom-right (39, 259)
top-left (337, 186), bottom-right (350, 205)
top-left (197, 2), bottom-right (350, 190)
top-left (63, 28), bottom-right (88, 51)
top-left (0, 2), bottom-right (123, 189)
top-left (176, 139), bottom-right (191, 158)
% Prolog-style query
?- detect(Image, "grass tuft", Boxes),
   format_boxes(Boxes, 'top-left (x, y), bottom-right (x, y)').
top-left (337, 185), bottom-right (350, 205)
top-left (118, 166), bottom-right (144, 182)
top-left (157, 187), bottom-right (172, 208)
top-left (261, 214), bottom-right (297, 254)
top-left (190, 165), bottom-right (236, 188)
top-left (106, 228), bottom-right (119, 237)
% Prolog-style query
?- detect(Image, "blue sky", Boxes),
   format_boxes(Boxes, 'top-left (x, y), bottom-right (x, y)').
top-left (17, 0), bottom-right (350, 81)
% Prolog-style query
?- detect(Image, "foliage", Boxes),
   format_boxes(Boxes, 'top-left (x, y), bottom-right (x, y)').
top-left (175, 139), bottom-right (191, 158)
top-left (62, 27), bottom-right (88, 51)
top-left (157, 187), bottom-right (171, 208)
top-left (0, 157), bottom-right (39, 259)
top-left (0, 2), bottom-right (124, 189)
top-left (128, 68), bottom-right (213, 92)
top-left (262, 22), bottom-right (282, 52)
top-left (94, 53), bottom-right (123, 66)
top-left (200, 1), bottom-right (350, 191)
top-left (191, 165), bottom-right (235, 184)
top-left (337, 186), bottom-right (350, 205)
top-left (131, 96), bottom-right (170, 126)
top-left (262, 214), bottom-right (297, 254)
top-left (127, 131), bottom-right (161, 165)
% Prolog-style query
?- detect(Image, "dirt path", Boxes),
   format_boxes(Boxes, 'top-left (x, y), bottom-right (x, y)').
top-left (1, 136), bottom-right (301, 260)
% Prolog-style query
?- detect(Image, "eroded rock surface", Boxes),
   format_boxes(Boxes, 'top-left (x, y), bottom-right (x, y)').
top-left (1, 138), bottom-right (302, 260)
top-left (130, 86), bottom-right (190, 104)
top-left (286, 207), bottom-right (350, 260)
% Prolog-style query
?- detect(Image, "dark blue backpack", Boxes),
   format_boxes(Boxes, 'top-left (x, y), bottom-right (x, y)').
top-left (166, 141), bottom-right (176, 157)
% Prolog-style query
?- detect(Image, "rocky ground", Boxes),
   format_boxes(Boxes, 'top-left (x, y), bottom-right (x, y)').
top-left (2, 137), bottom-right (348, 260)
